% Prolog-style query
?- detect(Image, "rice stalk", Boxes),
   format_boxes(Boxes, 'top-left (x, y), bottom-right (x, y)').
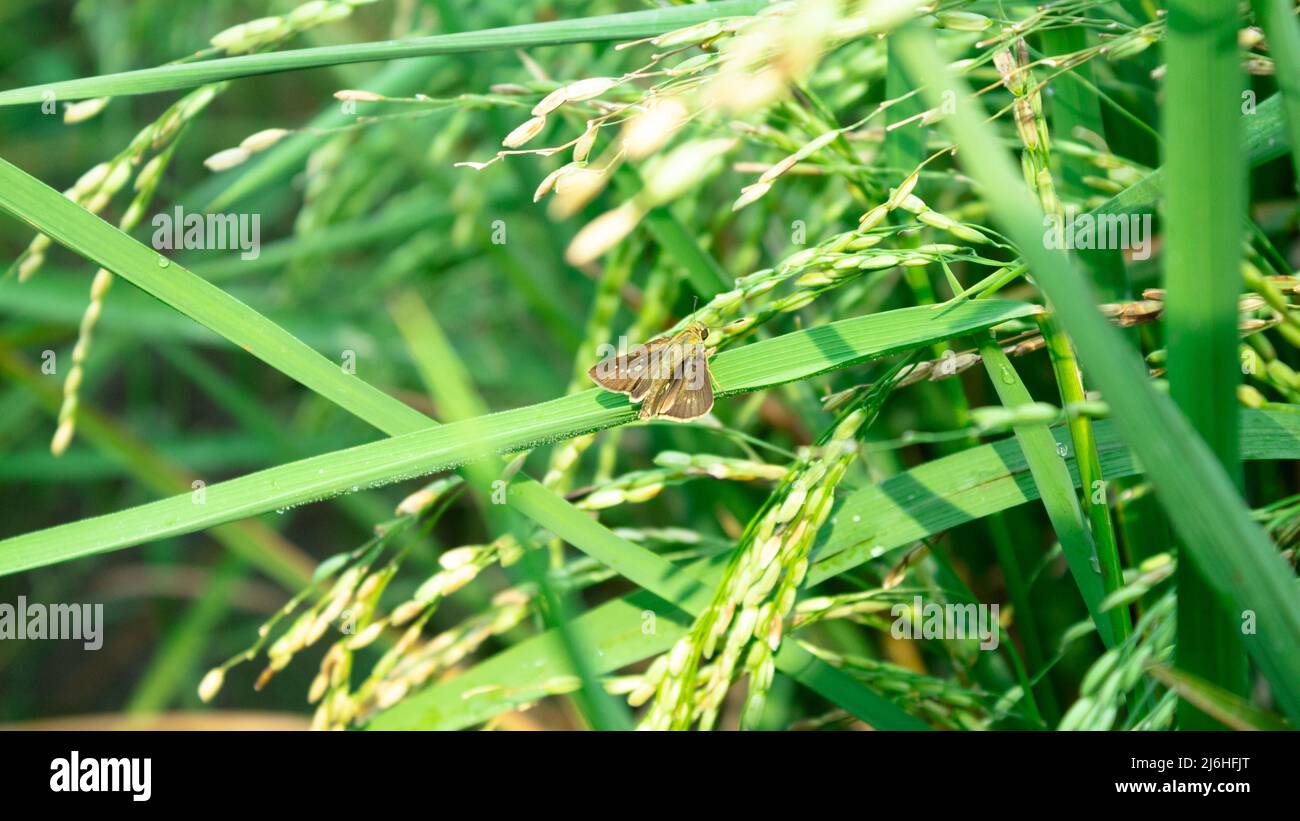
top-left (635, 361), bottom-right (907, 729)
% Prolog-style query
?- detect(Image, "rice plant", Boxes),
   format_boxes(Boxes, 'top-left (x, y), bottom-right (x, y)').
top-left (0, 0), bottom-right (1297, 732)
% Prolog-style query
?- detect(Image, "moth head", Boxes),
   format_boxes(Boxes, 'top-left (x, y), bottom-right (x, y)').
top-left (687, 321), bottom-right (709, 341)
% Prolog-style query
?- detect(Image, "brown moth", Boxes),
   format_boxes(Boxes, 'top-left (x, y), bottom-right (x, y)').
top-left (588, 322), bottom-right (716, 421)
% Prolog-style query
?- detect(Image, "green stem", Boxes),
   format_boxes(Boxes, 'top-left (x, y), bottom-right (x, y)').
top-left (978, 336), bottom-right (1116, 647)
top-left (1038, 314), bottom-right (1132, 643)
top-left (1165, 0), bottom-right (1251, 727)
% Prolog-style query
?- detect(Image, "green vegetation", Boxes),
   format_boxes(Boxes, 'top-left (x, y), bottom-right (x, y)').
top-left (1, 0), bottom-right (1297, 731)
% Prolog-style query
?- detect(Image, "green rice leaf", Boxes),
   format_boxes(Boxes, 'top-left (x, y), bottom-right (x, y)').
top-left (0, 298), bottom-right (1036, 577)
top-left (0, 1), bottom-right (767, 106)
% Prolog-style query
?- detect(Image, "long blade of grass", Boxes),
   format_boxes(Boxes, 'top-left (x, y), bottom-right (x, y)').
top-left (977, 337), bottom-right (1114, 646)
top-left (0, 1), bottom-right (766, 106)
top-left (1251, 0), bottom-right (1300, 188)
top-left (812, 408), bottom-right (1300, 581)
top-left (0, 299), bottom-right (1037, 576)
top-left (895, 25), bottom-right (1300, 722)
top-left (1164, 0), bottom-right (1251, 726)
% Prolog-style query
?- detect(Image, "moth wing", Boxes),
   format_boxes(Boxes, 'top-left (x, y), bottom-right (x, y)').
top-left (659, 380), bottom-right (713, 421)
top-left (658, 352), bottom-right (714, 421)
top-left (629, 370), bottom-right (657, 402)
top-left (589, 342), bottom-right (655, 395)
top-left (639, 379), bottom-right (674, 419)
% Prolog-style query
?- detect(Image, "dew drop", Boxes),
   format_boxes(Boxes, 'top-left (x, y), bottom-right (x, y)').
top-left (157, 256), bottom-right (170, 268)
